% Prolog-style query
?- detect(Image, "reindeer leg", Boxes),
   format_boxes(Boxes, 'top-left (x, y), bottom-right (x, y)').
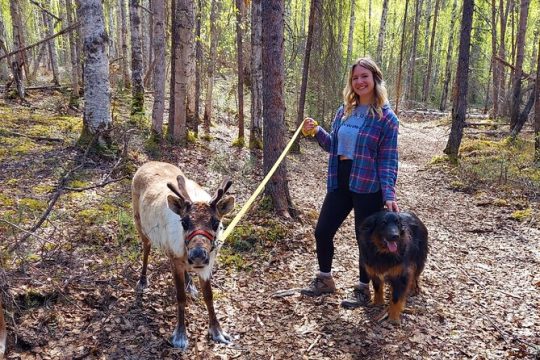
top-left (136, 235), bottom-right (151, 293)
top-left (200, 277), bottom-right (231, 344)
top-left (170, 258), bottom-right (189, 350)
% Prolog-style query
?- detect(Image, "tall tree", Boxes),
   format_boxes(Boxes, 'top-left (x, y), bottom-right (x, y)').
top-left (150, 0), bottom-right (165, 137)
top-left (406, 0), bottom-right (423, 101)
top-left (235, 0), bottom-right (245, 144)
top-left (203, 0), bottom-right (219, 136)
top-left (249, 0), bottom-right (263, 150)
top-left (394, 0), bottom-right (409, 114)
top-left (490, 0), bottom-right (500, 117)
top-left (66, 0), bottom-right (80, 102)
top-left (42, 8), bottom-right (60, 85)
top-left (78, 0), bottom-right (112, 149)
top-left (440, 0), bottom-right (458, 111)
top-left (9, 0), bottom-right (26, 99)
top-left (295, 0), bottom-right (319, 143)
top-left (535, 34), bottom-right (540, 163)
top-left (422, 0), bottom-right (441, 102)
top-left (509, 0), bottom-right (530, 131)
top-left (169, 0), bottom-right (194, 144)
top-left (261, 0), bottom-right (294, 217)
top-left (345, 0), bottom-right (356, 75)
top-left (129, 0), bottom-right (145, 114)
top-left (444, 0), bottom-right (474, 159)
top-left (120, 0), bottom-right (131, 89)
top-left (0, 10), bottom-right (10, 81)
top-left (497, 0), bottom-right (512, 114)
top-left (376, 0), bottom-right (389, 65)
top-left (194, 0), bottom-right (203, 134)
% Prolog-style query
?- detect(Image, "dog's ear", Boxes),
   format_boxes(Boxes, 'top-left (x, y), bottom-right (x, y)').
top-left (360, 213), bottom-right (379, 233)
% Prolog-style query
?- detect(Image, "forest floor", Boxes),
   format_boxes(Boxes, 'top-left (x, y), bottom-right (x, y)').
top-left (0, 91), bottom-right (539, 360)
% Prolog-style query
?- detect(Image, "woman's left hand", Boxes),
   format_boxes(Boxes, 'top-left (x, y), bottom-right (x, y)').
top-left (385, 200), bottom-right (400, 212)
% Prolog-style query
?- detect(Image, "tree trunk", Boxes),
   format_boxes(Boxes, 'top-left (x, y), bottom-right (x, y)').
top-left (130, 0), bottom-right (145, 114)
top-left (0, 11), bottom-right (10, 80)
top-left (295, 0), bottom-right (318, 145)
top-left (510, 88), bottom-right (535, 138)
top-left (422, 0), bottom-right (440, 102)
top-left (376, 0), bottom-right (389, 65)
top-left (406, 0), bottom-right (422, 101)
top-left (77, 0), bottom-right (112, 149)
top-left (194, 0), bottom-right (202, 135)
top-left (9, 0), bottom-right (26, 99)
top-left (120, 0), bottom-right (131, 89)
top-left (439, 0), bottom-right (458, 111)
top-left (490, 0), bottom-right (500, 117)
top-left (66, 0), bottom-right (80, 101)
top-left (249, 0), bottom-right (263, 150)
top-left (535, 33), bottom-right (540, 163)
top-left (444, 0), bottom-right (474, 160)
top-left (509, 0), bottom-right (530, 131)
top-left (203, 0), bottom-right (219, 136)
top-left (498, 0), bottom-right (512, 114)
top-left (169, 0), bottom-right (193, 144)
top-left (43, 10), bottom-right (60, 85)
top-left (151, 0), bottom-right (165, 137)
top-left (235, 0), bottom-right (245, 143)
top-left (394, 0), bottom-right (409, 114)
top-left (345, 0), bottom-right (355, 73)
top-left (261, 0), bottom-right (294, 217)
top-left (184, 1), bottom-right (196, 135)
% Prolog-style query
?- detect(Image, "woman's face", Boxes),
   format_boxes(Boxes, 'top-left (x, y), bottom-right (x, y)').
top-left (351, 65), bottom-right (375, 103)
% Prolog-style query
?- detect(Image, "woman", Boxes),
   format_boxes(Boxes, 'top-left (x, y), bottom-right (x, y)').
top-left (300, 57), bottom-right (399, 308)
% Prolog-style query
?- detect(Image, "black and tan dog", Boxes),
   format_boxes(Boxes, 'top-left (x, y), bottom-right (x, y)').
top-left (357, 210), bottom-right (428, 324)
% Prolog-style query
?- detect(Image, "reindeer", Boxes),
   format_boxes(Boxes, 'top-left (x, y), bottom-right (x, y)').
top-left (0, 298), bottom-right (5, 359)
top-left (132, 161), bottom-right (235, 350)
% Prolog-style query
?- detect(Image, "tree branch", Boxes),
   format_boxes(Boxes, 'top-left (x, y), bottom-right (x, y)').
top-left (0, 22), bottom-right (79, 62)
top-left (29, 0), bottom-right (63, 22)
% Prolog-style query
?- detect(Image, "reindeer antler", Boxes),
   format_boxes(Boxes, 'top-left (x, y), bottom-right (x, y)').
top-left (167, 175), bottom-right (192, 202)
top-left (210, 177), bottom-right (232, 207)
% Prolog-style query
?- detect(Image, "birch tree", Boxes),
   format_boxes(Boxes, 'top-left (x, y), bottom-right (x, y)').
top-left (151, 0), bottom-right (165, 137)
top-left (9, 0), bottom-right (26, 99)
top-left (78, 0), bottom-right (112, 149)
top-left (440, 0), bottom-right (458, 111)
top-left (129, 0), bottom-right (145, 114)
top-left (120, 0), bottom-right (130, 89)
top-left (66, 0), bottom-right (80, 102)
top-left (203, 0), bottom-right (219, 136)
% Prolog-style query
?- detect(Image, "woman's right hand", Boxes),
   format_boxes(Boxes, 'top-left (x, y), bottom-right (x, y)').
top-left (302, 117), bottom-right (318, 136)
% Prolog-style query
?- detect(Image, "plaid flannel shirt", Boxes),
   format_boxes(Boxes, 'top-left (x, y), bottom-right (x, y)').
top-left (314, 104), bottom-right (399, 201)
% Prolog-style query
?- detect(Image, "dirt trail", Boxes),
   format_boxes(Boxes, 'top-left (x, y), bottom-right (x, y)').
top-left (2, 112), bottom-right (539, 359)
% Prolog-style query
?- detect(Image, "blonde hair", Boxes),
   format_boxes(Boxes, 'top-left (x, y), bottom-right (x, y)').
top-left (342, 57), bottom-right (388, 118)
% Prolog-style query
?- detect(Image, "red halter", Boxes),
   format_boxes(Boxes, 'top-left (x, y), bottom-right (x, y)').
top-left (186, 229), bottom-right (215, 243)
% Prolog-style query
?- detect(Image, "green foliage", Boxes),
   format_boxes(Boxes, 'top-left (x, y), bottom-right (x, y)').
top-left (510, 208), bottom-right (532, 222)
top-left (187, 130), bottom-right (198, 143)
top-left (232, 136), bottom-right (245, 148)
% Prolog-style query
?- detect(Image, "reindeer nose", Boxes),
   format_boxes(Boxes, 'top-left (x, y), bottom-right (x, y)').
top-left (188, 247), bottom-right (209, 266)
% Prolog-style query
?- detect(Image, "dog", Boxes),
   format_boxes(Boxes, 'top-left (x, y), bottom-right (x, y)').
top-left (357, 210), bottom-right (428, 324)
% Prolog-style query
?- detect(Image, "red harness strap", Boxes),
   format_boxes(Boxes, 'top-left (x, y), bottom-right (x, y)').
top-left (186, 229), bottom-right (214, 243)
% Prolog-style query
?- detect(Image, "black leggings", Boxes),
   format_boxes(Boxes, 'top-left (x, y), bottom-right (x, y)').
top-left (315, 159), bottom-right (383, 283)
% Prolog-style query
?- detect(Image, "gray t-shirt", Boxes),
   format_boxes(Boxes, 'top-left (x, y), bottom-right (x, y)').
top-left (337, 105), bottom-right (369, 159)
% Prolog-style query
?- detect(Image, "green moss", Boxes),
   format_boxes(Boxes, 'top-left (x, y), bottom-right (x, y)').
top-left (218, 248), bottom-right (247, 271)
top-left (67, 180), bottom-right (91, 189)
top-left (232, 136), bottom-right (245, 148)
top-left (34, 185), bottom-right (54, 195)
top-left (187, 130), bottom-right (198, 143)
top-left (19, 198), bottom-right (47, 212)
top-left (429, 155), bottom-right (450, 165)
top-left (493, 198), bottom-right (508, 207)
top-left (6, 179), bottom-right (18, 186)
top-left (510, 208), bottom-right (532, 222)
top-left (0, 194), bottom-right (15, 207)
top-left (249, 137), bottom-right (263, 150)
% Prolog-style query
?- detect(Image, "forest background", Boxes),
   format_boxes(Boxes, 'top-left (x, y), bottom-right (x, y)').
top-left (0, 0), bottom-right (539, 359)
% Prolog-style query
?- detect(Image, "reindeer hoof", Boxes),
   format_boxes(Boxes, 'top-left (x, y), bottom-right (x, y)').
top-left (170, 328), bottom-right (189, 350)
top-left (208, 327), bottom-right (232, 344)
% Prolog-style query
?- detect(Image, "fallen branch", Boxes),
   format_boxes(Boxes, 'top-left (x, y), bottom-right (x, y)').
top-left (0, 129), bottom-right (63, 142)
top-left (0, 22), bottom-right (79, 62)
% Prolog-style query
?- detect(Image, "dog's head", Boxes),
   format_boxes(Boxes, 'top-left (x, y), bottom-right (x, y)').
top-left (366, 211), bottom-right (406, 254)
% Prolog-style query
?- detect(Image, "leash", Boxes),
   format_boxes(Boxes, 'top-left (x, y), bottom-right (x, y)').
top-left (219, 119), bottom-right (318, 242)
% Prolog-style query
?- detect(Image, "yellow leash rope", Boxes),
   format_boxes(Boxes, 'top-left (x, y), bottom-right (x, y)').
top-left (219, 119), bottom-right (318, 242)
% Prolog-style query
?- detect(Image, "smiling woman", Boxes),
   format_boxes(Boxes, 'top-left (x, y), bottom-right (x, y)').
top-left (300, 57), bottom-right (400, 309)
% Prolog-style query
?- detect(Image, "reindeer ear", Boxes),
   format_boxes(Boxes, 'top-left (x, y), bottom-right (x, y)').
top-left (216, 195), bottom-right (235, 217)
top-left (167, 195), bottom-right (192, 217)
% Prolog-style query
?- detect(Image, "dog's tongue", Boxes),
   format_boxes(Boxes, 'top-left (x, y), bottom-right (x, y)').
top-left (387, 241), bottom-right (398, 253)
